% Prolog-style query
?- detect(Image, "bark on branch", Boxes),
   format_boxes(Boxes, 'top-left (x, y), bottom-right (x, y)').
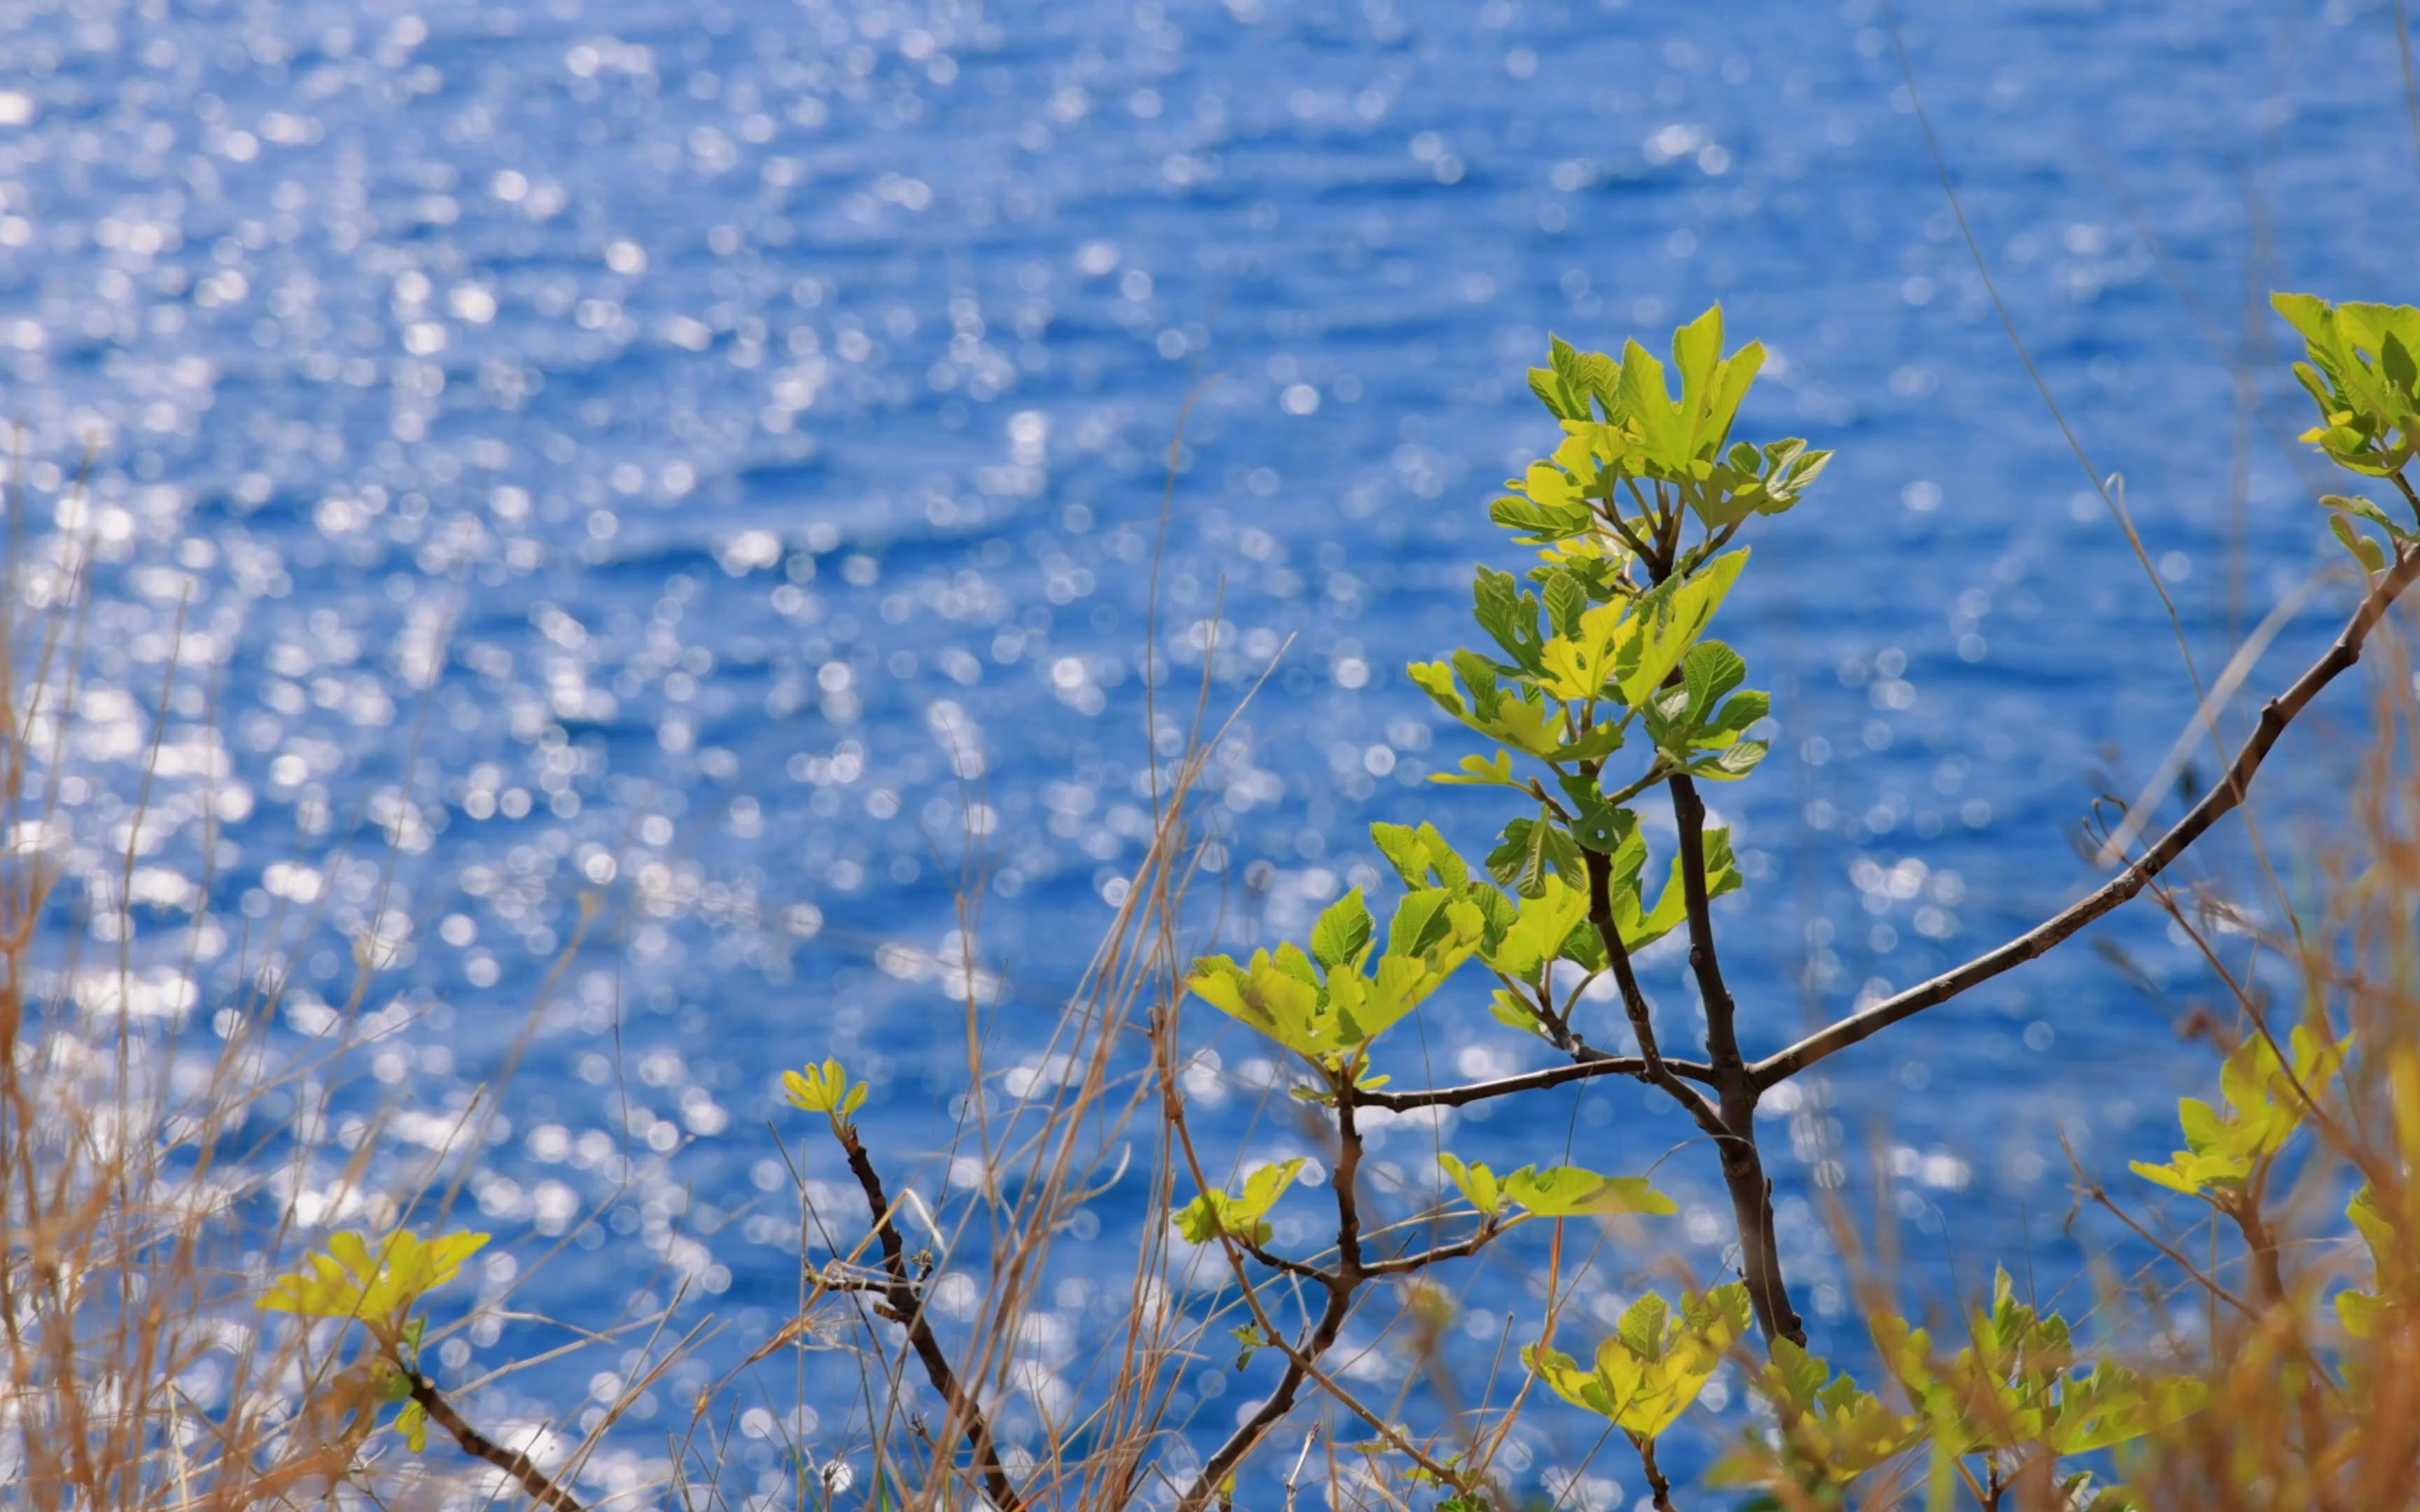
top-left (838, 1133), bottom-right (1027, 1512)
top-left (1669, 773), bottom-right (1804, 1346)
top-left (405, 1371), bottom-right (586, 1512)
top-left (1352, 1047), bottom-right (1719, 1113)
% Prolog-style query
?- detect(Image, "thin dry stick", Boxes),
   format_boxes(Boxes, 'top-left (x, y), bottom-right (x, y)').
top-left (2061, 1140), bottom-right (2256, 1321)
top-left (1877, 0), bottom-right (2199, 690)
top-left (2097, 569), bottom-right (2333, 865)
top-left (2398, 0), bottom-right (2420, 173)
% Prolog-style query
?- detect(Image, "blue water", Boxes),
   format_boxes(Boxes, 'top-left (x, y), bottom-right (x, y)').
top-left (9, 0), bottom-right (2419, 1502)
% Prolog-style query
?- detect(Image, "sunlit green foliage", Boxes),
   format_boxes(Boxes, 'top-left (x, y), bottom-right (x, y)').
top-left (1436, 1154), bottom-right (1675, 1219)
top-left (258, 1228), bottom-right (487, 1456)
top-left (1515, 312), bottom-right (1829, 527)
top-left (2276, 293), bottom-right (2420, 572)
top-left (1188, 307), bottom-right (1821, 1496)
top-left (783, 1057), bottom-right (871, 1132)
top-left (1524, 1284), bottom-right (1755, 1439)
top-left (1187, 309), bottom-right (1795, 1075)
top-left (1176, 1159), bottom-right (1307, 1247)
top-left (2128, 1025), bottom-right (2348, 1203)
top-left (1155, 296), bottom-right (2420, 1511)
top-left (1875, 1271), bottom-right (2206, 1461)
top-left (2276, 293), bottom-right (2420, 479)
top-left (1710, 1338), bottom-right (1926, 1502)
top-left (1185, 888), bottom-right (1486, 1070)
top-left (258, 1228), bottom-right (488, 1340)
top-left (1703, 1281), bottom-right (2203, 1509)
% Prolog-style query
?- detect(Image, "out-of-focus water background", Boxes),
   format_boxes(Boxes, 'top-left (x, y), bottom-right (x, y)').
top-left (7, 0), bottom-right (2419, 1502)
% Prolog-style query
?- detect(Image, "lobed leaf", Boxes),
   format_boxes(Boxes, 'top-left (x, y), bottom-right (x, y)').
top-left (1527, 1282), bottom-right (1751, 1438)
top-left (259, 1228), bottom-right (491, 1336)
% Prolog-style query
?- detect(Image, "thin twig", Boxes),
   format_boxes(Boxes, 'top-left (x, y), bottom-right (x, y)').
top-left (837, 1133), bottom-right (1027, 1512)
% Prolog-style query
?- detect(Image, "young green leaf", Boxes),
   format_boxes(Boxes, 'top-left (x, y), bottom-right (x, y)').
top-left (1470, 566), bottom-right (1550, 675)
top-left (2129, 1023), bottom-right (2349, 1203)
top-left (1616, 825), bottom-right (1743, 952)
top-left (1488, 988), bottom-right (1549, 1038)
top-left (1408, 658), bottom-right (1566, 760)
top-left (1187, 898), bottom-right (1487, 1065)
top-left (1480, 873), bottom-right (1591, 981)
top-left (2272, 292), bottom-right (2420, 477)
top-left (1487, 816), bottom-right (1583, 899)
top-left (396, 1399), bottom-right (431, 1453)
top-left (258, 1229), bottom-right (491, 1343)
top-left (1175, 1158), bottom-right (1309, 1247)
top-left (1491, 489), bottom-right (1597, 545)
top-left (2323, 493), bottom-right (2406, 534)
top-left (1438, 1152), bottom-right (1505, 1217)
top-left (1543, 572), bottom-right (1589, 638)
top-left (1385, 888), bottom-right (1459, 960)
top-left (1525, 1283), bottom-right (1753, 1438)
top-left (2332, 513), bottom-right (2389, 574)
top-left (1502, 1165), bottom-right (1678, 1217)
top-left (784, 1059), bottom-right (871, 1132)
top-left (1309, 888), bottom-right (1375, 971)
top-left (1368, 821), bottom-right (1469, 890)
top-left (1537, 598), bottom-right (1629, 702)
top-left (1431, 750), bottom-right (1523, 788)
top-left (1614, 551), bottom-right (1749, 708)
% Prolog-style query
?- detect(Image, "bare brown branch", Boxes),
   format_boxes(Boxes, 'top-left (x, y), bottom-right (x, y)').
top-left (405, 1371), bottom-right (586, 1512)
top-left (1669, 774), bottom-right (1804, 1346)
top-left (1753, 544), bottom-right (2420, 1091)
top-left (839, 1132), bottom-right (1028, 1512)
